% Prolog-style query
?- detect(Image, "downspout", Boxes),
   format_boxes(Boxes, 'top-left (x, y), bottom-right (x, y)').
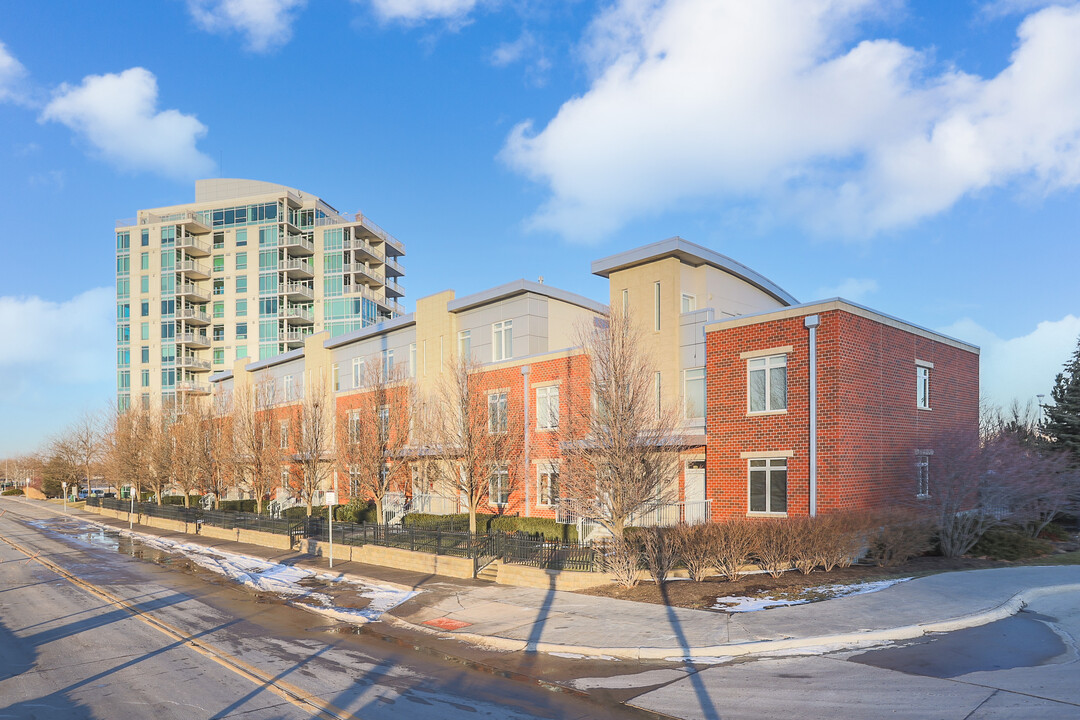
top-left (804, 315), bottom-right (820, 517)
top-left (522, 364), bottom-right (531, 517)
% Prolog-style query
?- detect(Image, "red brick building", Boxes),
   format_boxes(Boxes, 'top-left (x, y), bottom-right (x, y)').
top-left (212, 239), bottom-right (979, 528)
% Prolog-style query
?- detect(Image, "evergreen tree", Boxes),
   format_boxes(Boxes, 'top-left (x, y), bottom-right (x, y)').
top-left (1043, 335), bottom-right (1080, 463)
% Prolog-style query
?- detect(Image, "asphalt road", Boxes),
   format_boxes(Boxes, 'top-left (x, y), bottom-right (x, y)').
top-left (0, 499), bottom-right (642, 720)
top-left (624, 584), bottom-right (1080, 720)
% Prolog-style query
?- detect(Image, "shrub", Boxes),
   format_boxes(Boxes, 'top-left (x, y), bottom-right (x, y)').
top-left (715, 519), bottom-right (756, 581)
top-left (753, 519), bottom-right (795, 577)
top-left (971, 526), bottom-right (1053, 560)
top-left (218, 499), bottom-right (259, 513)
top-left (1038, 522), bottom-right (1071, 542)
top-left (602, 538), bottom-right (641, 589)
top-left (790, 516), bottom-right (824, 575)
top-left (640, 527), bottom-right (679, 586)
top-left (674, 523), bottom-right (718, 582)
top-left (489, 516), bottom-right (579, 542)
top-left (161, 495), bottom-right (202, 507)
top-left (817, 513), bottom-right (868, 571)
top-left (1, 488), bottom-right (23, 496)
top-left (336, 500), bottom-right (378, 524)
top-left (866, 510), bottom-right (934, 567)
top-left (402, 513), bottom-right (495, 532)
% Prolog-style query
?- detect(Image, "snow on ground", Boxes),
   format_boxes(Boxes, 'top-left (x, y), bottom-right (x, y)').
top-left (117, 529), bottom-right (418, 624)
top-left (712, 577), bottom-right (913, 613)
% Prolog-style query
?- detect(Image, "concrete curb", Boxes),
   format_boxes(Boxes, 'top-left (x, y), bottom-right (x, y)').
top-left (384, 582), bottom-right (1080, 661)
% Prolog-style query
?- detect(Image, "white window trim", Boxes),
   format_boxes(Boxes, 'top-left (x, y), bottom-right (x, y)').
top-left (352, 357), bottom-right (362, 389)
top-left (536, 461), bottom-right (559, 507)
top-left (915, 449), bottom-right (932, 498)
top-left (746, 457), bottom-right (789, 516)
top-left (740, 346), bottom-right (794, 360)
top-left (536, 385), bottom-right (559, 431)
top-left (654, 282), bottom-right (661, 331)
top-left (489, 465), bottom-right (510, 507)
top-left (681, 293), bottom-right (697, 313)
top-left (488, 390), bottom-right (509, 434)
top-left (747, 353), bottom-right (788, 414)
top-left (492, 320), bottom-right (513, 362)
top-left (683, 367), bottom-right (706, 420)
top-left (917, 365), bottom-right (931, 411)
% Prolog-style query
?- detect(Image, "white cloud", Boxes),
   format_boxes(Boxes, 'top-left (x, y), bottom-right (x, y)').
top-left (41, 68), bottom-right (214, 181)
top-left (938, 315), bottom-right (1080, 410)
top-left (0, 288), bottom-right (115, 385)
top-left (187, 0), bottom-right (306, 52)
top-left (491, 31), bottom-right (535, 66)
top-left (0, 40), bottom-right (28, 104)
top-left (503, 0), bottom-right (1080, 241)
top-left (814, 277), bottom-right (878, 301)
top-left (980, 0), bottom-right (1063, 18)
top-left (368, 0), bottom-right (480, 23)
top-left (0, 288), bottom-right (116, 455)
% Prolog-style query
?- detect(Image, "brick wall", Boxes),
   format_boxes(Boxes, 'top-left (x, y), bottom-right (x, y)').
top-left (706, 307), bottom-right (978, 520)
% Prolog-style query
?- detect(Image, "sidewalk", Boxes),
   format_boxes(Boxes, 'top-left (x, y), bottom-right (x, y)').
top-left (24, 499), bottom-right (1080, 661)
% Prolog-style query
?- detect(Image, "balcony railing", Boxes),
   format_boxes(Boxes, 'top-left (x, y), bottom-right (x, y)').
top-left (176, 235), bottom-right (211, 255)
top-left (279, 306), bottom-right (314, 323)
top-left (345, 236), bottom-right (384, 262)
top-left (177, 331), bottom-right (210, 346)
top-left (282, 234), bottom-right (314, 254)
top-left (176, 356), bottom-right (211, 371)
top-left (176, 381), bottom-right (210, 395)
top-left (176, 283), bottom-right (209, 302)
top-left (176, 260), bottom-right (210, 277)
top-left (280, 282), bottom-right (314, 300)
top-left (348, 263), bottom-right (385, 285)
top-left (177, 307), bottom-right (211, 324)
top-left (279, 258), bottom-right (314, 276)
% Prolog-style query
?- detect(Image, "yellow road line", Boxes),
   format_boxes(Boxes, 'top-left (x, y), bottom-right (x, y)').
top-left (0, 526), bottom-right (362, 720)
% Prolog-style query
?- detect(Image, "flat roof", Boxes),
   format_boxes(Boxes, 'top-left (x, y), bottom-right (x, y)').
top-left (704, 298), bottom-right (980, 354)
top-left (591, 237), bottom-right (798, 306)
top-left (323, 313), bottom-right (417, 349)
top-left (447, 279), bottom-right (609, 315)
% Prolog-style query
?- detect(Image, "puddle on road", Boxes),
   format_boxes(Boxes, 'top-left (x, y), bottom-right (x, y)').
top-left (34, 518), bottom-right (174, 566)
top-left (849, 610), bottom-right (1067, 678)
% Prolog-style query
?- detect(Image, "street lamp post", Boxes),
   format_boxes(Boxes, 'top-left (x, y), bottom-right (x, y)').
top-left (325, 489), bottom-right (336, 569)
top-left (62, 482), bottom-right (68, 513)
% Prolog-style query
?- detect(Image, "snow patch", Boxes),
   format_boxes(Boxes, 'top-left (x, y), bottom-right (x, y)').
top-left (713, 578), bottom-right (913, 612)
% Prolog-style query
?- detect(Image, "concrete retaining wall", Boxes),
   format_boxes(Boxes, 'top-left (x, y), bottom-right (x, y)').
top-left (495, 562), bottom-right (620, 590)
top-left (353, 545), bottom-right (475, 579)
top-left (140, 515), bottom-right (191, 534)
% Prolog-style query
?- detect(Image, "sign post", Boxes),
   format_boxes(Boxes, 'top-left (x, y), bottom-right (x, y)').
top-left (62, 482), bottom-right (68, 513)
top-left (325, 490), bottom-right (337, 569)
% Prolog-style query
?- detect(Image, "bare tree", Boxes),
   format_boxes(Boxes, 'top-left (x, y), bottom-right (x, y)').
top-left (336, 358), bottom-right (412, 523)
top-left (143, 408), bottom-right (175, 505)
top-left (69, 411), bottom-right (105, 495)
top-left (288, 372), bottom-right (337, 516)
top-left (46, 435), bottom-right (82, 495)
top-left (427, 357), bottom-right (523, 533)
top-left (232, 376), bottom-right (282, 514)
top-left (103, 404), bottom-right (150, 500)
top-left (170, 408), bottom-right (206, 506)
top-left (560, 309), bottom-right (682, 540)
top-left (201, 393), bottom-right (235, 509)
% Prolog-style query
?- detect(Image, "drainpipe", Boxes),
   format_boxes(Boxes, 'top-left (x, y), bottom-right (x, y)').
top-left (804, 315), bottom-right (820, 517)
top-left (522, 365), bottom-right (531, 517)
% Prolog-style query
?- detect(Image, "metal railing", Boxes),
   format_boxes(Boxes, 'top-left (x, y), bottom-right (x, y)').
top-left (278, 306), bottom-right (314, 322)
top-left (177, 235), bottom-right (211, 254)
top-left (177, 331), bottom-right (210, 345)
top-left (177, 283), bottom-right (209, 301)
top-left (280, 282), bottom-right (314, 299)
top-left (626, 500), bottom-right (712, 527)
top-left (348, 263), bottom-right (385, 285)
top-left (176, 260), bottom-right (210, 276)
top-left (279, 259), bottom-right (314, 275)
top-left (282, 234), bottom-right (314, 253)
top-left (177, 307), bottom-right (211, 323)
top-left (176, 356), bottom-right (211, 371)
top-left (176, 381), bottom-right (210, 394)
top-left (408, 493), bottom-right (464, 516)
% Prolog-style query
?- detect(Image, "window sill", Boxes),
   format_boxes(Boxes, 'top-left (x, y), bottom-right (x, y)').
top-left (915, 493), bottom-right (931, 500)
top-left (917, 406), bottom-right (932, 412)
top-left (747, 409), bottom-right (788, 417)
top-left (536, 427), bottom-right (558, 434)
top-left (746, 511), bottom-right (788, 517)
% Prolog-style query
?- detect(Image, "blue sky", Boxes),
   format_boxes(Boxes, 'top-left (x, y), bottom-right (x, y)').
top-left (2, 0), bottom-right (1079, 456)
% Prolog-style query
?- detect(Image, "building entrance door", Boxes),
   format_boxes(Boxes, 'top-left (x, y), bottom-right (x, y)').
top-left (684, 460), bottom-right (706, 523)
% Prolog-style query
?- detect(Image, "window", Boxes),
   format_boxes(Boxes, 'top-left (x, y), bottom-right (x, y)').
top-left (236, 275), bottom-right (247, 294)
top-left (654, 282), bottom-right (661, 331)
top-left (141, 229), bottom-right (149, 247)
top-left (331, 363), bottom-right (340, 392)
top-left (236, 299), bottom-right (247, 317)
top-left (118, 324), bottom-right (130, 345)
top-left (537, 463), bottom-right (559, 506)
top-left (116, 231), bottom-right (130, 250)
top-left (748, 355), bottom-right (787, 412)
top-left (140, 276), bottom-right (149, 294)
top-left (917, 366), bottom-right (931, 409)
top-left (284, 375), bottom-right (294, 401)
top-left (213, 255), bottom-right (225, 273)
top-left (235, 229), bottom-right (247, 247)
top-left (140, 322), bottom-right (149, 340)
top-left (236, 322), bottom-right (247, 340)
top-left (141, 369), bottom-right (150, 387)
top-left (213, 232), bottom-right (224, 250)
top-left (213, 302), bottom-right (225, 318)
top-left (117, 349), bottom-right (130, 368)
top-left (236, 252), bottom-right (247, 270)
top-left (749, 458), bottom-right (787, 514)
top-left (536, 385), bottom-right (559, 430)
top-left (377, 405), bottom-right (390, 438)
top-left (161, 299), bottom-right (175, 316)
top-left (489, 465), bottom-right (510, 506)
top-left (140, 252), bottom-right (149, 270)
top-left (916, 451), bottom-right (931, 497)
top-left (655, 372), bottom-right (662, 419)
top-left (409, 343), bottom-right (416, 378)
top-left (492, 320), bottom-right (512, 361)
top-left (280, 467), bottom-right (290, 488)
top-left (141, 346), bottom-right (149, 363)
top-left (141, 301), bottom-right (149, 317)
top-left (622, 289), bottom-right (629, 315)
top-left (280, 420), bottom-right (289, 449)
top-left (488, 391), bottom-right (508, 433)
top-left (213, 348), bottom-right (225, 365)
top-left (684, 367), bottom-right (705, 419)
top-left (213, 279), bottom-right (225, 296)
top-left (236, 345), bottom-right (246, 360)
top-left (213, 325), bottom-right (225, 342)
top-left (348, 410), bottom-right (361, 442)
top-left (382, 349), bottom-right (394, 378)
top-left (458, 330), bottom-right (471, 359)
top-left (681, 294), bottom-right (697, 313)
top-left (351, 357), bottom-right (364, 389)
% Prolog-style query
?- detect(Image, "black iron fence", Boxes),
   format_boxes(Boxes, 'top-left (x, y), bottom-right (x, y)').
top-left (86, 498), bottom-right (603, 572)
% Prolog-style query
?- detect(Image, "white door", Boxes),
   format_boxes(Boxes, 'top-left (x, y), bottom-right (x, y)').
top-left (684, 460), bottom-right (706, 523)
